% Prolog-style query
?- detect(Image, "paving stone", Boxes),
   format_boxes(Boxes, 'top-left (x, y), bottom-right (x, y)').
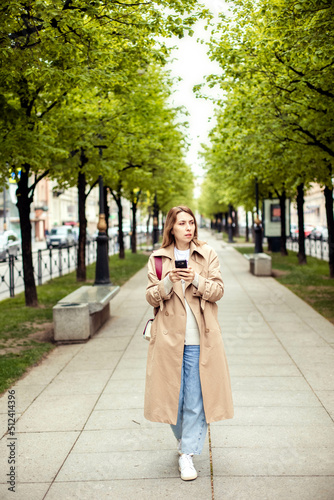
top-left (0, 482), bottom-right (49, 500)
top-left (230, 376), bottom-right (311, 391)
top-left (229, 364), bottom-right (300, 377)
top-left (72, 428), bottom-right (209, 454)
top-left (210, 424), bottom-right (334, 448)
top-left (272, 331), bottom-right (329, 347)
top-left (212, 406), bottom-right (333, 427)
top-left (103, 378), bottom-right (145, 394)
top-left (55, 449), bottom-right (210, 481)
top-left (17, 394), bottom-right (99, 432)
top-left (224, 346), bottom-right (290, 356)
top-left (316, 390), bottom-right (334, 418)
top-left (46, 477), bottom-right (212, 500)
top-left (111, 367), bottom-right (146, 381)
top-left (213, 476), bottom-right (334, 500)
top-left (212, 446), bottom-right (334, 476)
top-left (61, 351), bottom-right (121, 372)
top-left (81, 336), bottom-right (131, 352)
top-left (95, 392), bottom-right (144, 410)
top-left (0, 431), bottom-right (79, 483)
top-left (227, 354), bottom-right (293, 365)
top-left (299, 366), bottom-right (334, 391)
top-left (42, 370), bottom-right (112, 396)
top-left (84, 408), bottom-right (160, 430)
top-left (0, 385), bottom-right (46, 415)
top-left (231, 389), bottom-right (321, 407)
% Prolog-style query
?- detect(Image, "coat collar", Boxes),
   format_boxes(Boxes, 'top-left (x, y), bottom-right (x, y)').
top-left (153, 241), bottom-right (206, 260)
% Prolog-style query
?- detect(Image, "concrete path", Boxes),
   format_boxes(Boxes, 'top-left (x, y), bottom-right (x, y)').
top-left (0, 230), bottom-right (333, 499)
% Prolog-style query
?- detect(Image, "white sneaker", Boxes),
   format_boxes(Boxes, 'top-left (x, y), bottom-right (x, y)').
top-left (177, 439), bottom-right (182, 456)
top-left (179, 453), bottom-right (197, 481)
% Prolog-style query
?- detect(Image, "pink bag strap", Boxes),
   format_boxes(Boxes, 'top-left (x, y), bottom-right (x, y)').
top-left (154, 256), bottom-right (162, 281)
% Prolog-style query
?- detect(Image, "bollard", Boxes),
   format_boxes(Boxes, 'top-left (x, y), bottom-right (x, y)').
top-left (9, 254), bottom-right (15, 297)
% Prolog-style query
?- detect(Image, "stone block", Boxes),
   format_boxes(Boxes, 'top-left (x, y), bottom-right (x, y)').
top-left (53, 285), bottom-right (120, 342)
top-left (254, 253), bottom-right (272, 276)
top-left (53, 303), bottom-right (90, 341)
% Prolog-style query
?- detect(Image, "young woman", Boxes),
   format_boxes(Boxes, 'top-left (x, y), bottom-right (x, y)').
top-left (144, 205), bottom-right (234, 481)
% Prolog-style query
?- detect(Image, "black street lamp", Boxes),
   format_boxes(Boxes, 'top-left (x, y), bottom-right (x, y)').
top-left (94, 145), bottom-right (110, 285)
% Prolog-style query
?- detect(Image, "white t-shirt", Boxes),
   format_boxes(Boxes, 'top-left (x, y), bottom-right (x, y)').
top-left (163, 247), bottom-right (200, 345)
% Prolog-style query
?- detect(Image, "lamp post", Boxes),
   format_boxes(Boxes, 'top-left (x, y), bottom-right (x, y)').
top-left (94, 145), bottom-right (110, 285)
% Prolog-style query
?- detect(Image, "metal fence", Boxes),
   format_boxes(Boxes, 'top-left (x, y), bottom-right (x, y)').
top-left (286, 237), bottom-right (329, 262)
top-left (0, 232), bottom-right (153, 301)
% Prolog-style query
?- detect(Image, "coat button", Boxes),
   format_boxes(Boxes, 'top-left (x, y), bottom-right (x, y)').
top-left (205, 328), bottom-right (209, 333)
top-left (165, 311), bottom-right (169, 316)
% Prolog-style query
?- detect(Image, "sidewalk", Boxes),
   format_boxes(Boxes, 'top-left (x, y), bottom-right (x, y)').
top-left (0, 230), bottom-right (333, 499)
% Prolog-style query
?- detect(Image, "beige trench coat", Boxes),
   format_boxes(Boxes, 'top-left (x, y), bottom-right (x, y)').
top-left (144, 241), bottom-right (234, 424)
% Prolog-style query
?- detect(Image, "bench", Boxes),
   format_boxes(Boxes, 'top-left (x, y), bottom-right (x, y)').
top-left (53, 285), bottom-right (120, 342)
top-left (244, 253), bottom-right (272, 276)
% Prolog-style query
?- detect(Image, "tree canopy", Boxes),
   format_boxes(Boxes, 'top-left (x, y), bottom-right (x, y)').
top-left (199, 0), bottom-right (334, 212)
top-left (0, 0), bottom-right (204, 304)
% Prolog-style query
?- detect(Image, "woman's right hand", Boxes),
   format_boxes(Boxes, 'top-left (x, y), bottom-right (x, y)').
top-left (168, 269), bottom-right (182, 283)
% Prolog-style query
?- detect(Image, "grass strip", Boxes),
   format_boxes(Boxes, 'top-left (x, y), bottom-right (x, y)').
top-left (0, 250), bottom-right (148, 394)
top-left (235, 246), bottom-right (334, 325)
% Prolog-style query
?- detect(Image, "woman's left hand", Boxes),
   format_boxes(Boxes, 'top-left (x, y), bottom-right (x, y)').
top-left (175, 266), bottom-right (195, 283)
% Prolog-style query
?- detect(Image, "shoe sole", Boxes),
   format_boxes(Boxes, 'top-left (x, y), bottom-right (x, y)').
top-left (178, 467), bottom-right (197, 481)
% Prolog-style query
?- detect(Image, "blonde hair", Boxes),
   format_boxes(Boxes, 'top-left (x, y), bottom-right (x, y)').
top-left (161, 205), bottom-right (201, 248)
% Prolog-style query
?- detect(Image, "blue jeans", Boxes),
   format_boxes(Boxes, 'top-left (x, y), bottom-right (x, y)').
top-left (170, 345), bottom-right (208, 455)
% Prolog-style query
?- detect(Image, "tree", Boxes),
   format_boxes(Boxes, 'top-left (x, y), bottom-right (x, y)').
top-left (99, 65), bottom-right (194, 256)
top-left (0, 0), bottom-right (208, 305)
top-left (200, 0), bottom-right (334, 272)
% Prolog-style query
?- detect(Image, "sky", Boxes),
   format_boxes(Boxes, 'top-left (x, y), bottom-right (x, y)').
top-left (166, 0), bottom-right (229, 188)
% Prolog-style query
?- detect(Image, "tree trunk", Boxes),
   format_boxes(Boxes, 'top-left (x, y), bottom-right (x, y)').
top-left (279, 190), bottom-right (288, 256)
top-left (245, 211), bottom-right (249, 242)
top-left (110, 184), bottom-right (125, 259)
top-left (16, 164), bottom-right (38, 307)
top-left (296, 183), bottom-right (307, 265)
top-left (76, 170), bottom-right (87, 281)
top-left (146, 207), bottom-right (151, 233)
top-left (217, 212), bottom-right (222, 233)
top-left (103, 185), bottom-right (110, 255)
top-left (104, 186), bottom-right (109, 237)
top-left (117, 195), bottom-right (125, 259)
top-left (234, 207), bottom-right (239, 237)
top-left (324, 182), bottom-right (334, 278)
top-left (224, 212), bottom-right (228, 235)
top-left (251, 211), bottom-right (255, 242)
top-left (131, 199), bottom-right (137, 254)
top-left (153, 194), bottom-right (159, 245)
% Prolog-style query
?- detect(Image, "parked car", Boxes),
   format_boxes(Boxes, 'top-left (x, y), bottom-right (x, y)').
top-left (72, 227), bottom-right (94, 243)
top-left (290, 224), bottom-right (297, 238)
top-left (137, 224), bottom-right (153, 234)
top-left (309, 226), bottom-right (328, 241)
top-left (290, 224), bottom-right (315, 240)
top-left (0, 230), bottom-right (21, 261)
top-left (46, 226), bottom-right (75, 249)
top-left (108, 222), bottom-right (132, 238)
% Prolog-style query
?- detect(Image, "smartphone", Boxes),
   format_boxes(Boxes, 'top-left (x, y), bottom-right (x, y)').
top-left (175, 260), bottom-right (187, 268)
